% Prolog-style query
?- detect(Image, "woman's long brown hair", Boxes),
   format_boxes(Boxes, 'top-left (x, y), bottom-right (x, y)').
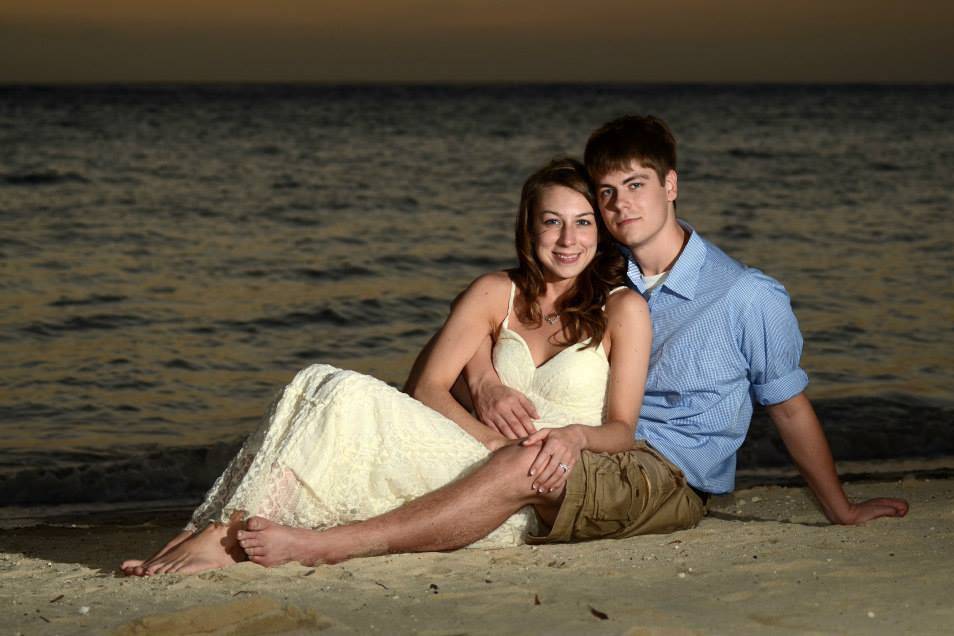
top-left (509, 158), bottom-right (627, 348)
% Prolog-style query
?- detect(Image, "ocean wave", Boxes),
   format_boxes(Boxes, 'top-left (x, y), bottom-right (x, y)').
top-left (1, 170), bottom-right (89, 186)
top-left (49, 294), bottom-right (127, 307)
top-left (20, 313), bottom-right (153, 337)
top-left (0, 442), bottom-right (241, 506)
top-left (739, 396), bottom-right (954, 469)
top-left (293, 265), bottom-right (376, 281)
top-left (216, 295), bottom-right (447, 332)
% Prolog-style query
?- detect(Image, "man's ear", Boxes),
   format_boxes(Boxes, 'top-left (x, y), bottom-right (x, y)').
top-left (665, 170), bottom-right (678, 202)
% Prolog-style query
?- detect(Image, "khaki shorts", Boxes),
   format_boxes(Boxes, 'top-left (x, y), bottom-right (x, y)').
top-left (528, 441), bottom-right (706, 543)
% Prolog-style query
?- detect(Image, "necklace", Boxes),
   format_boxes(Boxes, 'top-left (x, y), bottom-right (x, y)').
top-left (544, 312), bottom-right (559, 325)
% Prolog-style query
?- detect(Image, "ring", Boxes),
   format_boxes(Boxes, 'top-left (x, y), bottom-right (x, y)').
top-left (558, 463), bottom-right (570, 473)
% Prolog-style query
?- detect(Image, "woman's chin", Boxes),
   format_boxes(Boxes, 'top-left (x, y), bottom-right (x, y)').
top-left (542, 267), bottom-right (584, 283)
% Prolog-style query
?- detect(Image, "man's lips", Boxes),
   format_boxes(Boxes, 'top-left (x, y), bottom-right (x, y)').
top-left (617, 217), bottom-right (641, 226)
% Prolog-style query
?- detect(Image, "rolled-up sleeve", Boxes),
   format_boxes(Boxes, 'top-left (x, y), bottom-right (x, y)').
top-left (739, 273), bottom-right (809, 405)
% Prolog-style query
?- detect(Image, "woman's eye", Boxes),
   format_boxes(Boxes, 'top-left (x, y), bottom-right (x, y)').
top-left (543, 218), bottom-right (560, 226)
top-left (577, 219), bottom-right (592, 226)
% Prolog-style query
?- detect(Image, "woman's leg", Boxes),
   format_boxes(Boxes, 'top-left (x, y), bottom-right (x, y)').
top-left (127, 511), bottom-right (247, 576)
top-left (119, 366), bottom-right (336, 575)
top-left (120, 530), bottom-right (193, 574)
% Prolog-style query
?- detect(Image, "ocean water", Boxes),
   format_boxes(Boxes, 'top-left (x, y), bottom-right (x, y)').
top-left (1, 84), bottom-right (952, 508)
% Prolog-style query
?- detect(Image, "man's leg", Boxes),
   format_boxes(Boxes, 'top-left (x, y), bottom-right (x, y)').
top-left (237, 444), bottom-right (559, 566)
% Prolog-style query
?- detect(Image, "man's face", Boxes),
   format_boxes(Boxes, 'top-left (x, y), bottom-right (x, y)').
top-left (595, 163), bottom-right (678, 251)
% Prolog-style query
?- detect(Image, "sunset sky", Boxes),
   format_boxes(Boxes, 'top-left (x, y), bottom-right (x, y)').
top-left (1, 0), bottom-right (951, 83)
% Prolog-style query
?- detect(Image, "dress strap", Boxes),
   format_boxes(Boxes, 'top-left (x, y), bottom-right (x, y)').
top-left (601, 285), bottom-right (629, 311)
top-left (502, 281), bottom-right (517, 329)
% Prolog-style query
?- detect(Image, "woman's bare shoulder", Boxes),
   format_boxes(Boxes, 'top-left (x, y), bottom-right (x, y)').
top-left (604, 287), bottom-right (649, 327)
top-left (605, 287), bottom-right (647, 312)
top-left (450, 271), bottom-right (513, 315)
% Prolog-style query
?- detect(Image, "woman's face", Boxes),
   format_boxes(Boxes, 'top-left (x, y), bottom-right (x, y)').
top-left (532, 185), bottom-right (599, 283)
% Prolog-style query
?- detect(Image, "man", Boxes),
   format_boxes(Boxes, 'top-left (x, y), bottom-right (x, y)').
top-left (235, 116), bottom-right (907, 566)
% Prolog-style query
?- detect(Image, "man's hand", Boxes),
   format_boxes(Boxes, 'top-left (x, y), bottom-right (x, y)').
top-left (474, 383), bottom-right (540, 439)
top-left (767, 393), bottom-right (910, 525)
top-left (522, 427), bottom-right (586, 493)
top-left (484, 437), bottom-right (521, 452)
top-left (829, 498), bottom-right (909, 525)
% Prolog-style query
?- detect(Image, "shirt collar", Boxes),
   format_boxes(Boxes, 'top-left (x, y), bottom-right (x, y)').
top-left (620, 221), bottom-right (707, 300)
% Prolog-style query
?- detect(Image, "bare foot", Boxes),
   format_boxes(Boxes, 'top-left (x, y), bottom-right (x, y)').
top-left (131, 521), bottom-right (246, 576)
top-left (237, 516), bottom-right (334, 567)
top-left (121, 529), bottom-right (193, 575)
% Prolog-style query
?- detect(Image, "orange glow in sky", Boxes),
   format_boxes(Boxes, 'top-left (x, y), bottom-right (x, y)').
top-left (1, 1), bottom-right (951, 82)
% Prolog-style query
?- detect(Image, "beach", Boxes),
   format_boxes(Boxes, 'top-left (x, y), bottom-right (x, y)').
top-left (2, 84), bottom-right (952, 634)
top-left (2, 460), bottom-right (951, 635)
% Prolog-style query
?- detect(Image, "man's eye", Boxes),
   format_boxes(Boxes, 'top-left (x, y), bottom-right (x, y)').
top-left (599, 189), bottom-right (613, 198)
top-left (628, 182), bottom-right (642, 190)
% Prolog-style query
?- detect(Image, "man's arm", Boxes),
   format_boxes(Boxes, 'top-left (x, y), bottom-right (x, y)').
top-left (462, 335), bottom-right (539, 439)
top-left (767, 393), bottom-right (909, 524)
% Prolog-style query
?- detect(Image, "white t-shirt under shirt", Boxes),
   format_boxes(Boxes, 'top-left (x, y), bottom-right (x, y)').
top-left (641, 270), bottom-right (670, 294)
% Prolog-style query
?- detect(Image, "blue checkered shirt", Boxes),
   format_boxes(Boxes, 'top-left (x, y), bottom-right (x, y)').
top-left (625, 225), bottom-right (809, 494)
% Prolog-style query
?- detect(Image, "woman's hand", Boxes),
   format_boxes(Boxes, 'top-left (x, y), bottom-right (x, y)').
top-left (521, 426), bottom-right (586, 493)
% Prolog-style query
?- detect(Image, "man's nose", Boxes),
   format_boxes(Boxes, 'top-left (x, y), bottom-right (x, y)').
top-left (603, 191), bottom-right (624, 213)
top-left (613, 191), bottom-right (630, 211)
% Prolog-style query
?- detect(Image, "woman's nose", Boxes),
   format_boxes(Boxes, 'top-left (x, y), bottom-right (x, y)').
top-left (558, 225), bottom-right (577, 245)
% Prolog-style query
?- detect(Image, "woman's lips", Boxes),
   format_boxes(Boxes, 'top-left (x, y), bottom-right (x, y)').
top-left (553, 253), bottom-right (581, 264)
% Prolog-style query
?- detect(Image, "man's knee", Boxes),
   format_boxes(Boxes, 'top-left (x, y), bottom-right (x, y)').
top-left (485, 444), bottom-right (538, 493)
top-left (484, 444), bottom-right (567, 507)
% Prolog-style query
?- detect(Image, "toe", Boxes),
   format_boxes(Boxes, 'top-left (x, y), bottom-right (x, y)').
top-left (245, 516), bottom-right (273, 531)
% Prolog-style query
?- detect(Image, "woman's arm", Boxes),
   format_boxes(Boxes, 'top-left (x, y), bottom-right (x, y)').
top-left (525, 290), bottom-right (651, 491)
top-left (410, 272), bottom-right (510, 449)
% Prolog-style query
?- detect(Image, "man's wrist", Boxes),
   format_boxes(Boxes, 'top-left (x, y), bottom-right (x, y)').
top-left (468, 371), bottom-right (501, 400)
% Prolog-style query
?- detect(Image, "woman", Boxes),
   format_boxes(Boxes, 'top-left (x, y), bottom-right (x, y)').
top-left (121, 158), bottom-right (650, 575)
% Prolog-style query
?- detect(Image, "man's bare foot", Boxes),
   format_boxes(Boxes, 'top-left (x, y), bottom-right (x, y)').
top-left (121, 530), bottom-right (193, 575)
top-left (237, 516), bottom-right (334, 567)
top-left (128, 521), bottom-right (246, 576)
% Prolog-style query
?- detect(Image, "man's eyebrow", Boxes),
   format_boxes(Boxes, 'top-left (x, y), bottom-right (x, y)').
top-left (622, 172), bottom-right (651, 184)
top-left (597, 171), bottom-right (651, 188)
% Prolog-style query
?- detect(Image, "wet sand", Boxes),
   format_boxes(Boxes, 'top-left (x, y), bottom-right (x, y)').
top-left (2, 463), bottom-right (951, 635)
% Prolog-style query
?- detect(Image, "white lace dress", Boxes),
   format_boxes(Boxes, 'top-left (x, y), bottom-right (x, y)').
top-left (187, 283), bottom-right (614, 547)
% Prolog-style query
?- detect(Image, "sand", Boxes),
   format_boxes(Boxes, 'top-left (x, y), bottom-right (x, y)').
top-left (2, 462), bottom-right (952, 635)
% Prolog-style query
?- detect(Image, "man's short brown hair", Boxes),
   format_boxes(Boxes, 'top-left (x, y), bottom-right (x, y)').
top-left (584, 115), bottom-right (677, 186)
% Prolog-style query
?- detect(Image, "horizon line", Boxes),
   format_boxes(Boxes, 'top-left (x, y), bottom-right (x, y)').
top-left (2, 79), bottom-right (952, 88)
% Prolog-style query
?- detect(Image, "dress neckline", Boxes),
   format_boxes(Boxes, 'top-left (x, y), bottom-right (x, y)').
top-left (499, 280), bottom-right (616, 370)
top-left (498, 325), bottom-right (605, 371)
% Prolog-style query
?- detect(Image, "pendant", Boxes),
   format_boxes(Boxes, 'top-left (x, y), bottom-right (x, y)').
top-left (544, 312), bottom-right (559, 325)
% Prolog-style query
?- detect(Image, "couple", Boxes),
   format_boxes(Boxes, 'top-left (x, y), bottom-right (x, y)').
top-left (122, 115), bottom-right (908, 576)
